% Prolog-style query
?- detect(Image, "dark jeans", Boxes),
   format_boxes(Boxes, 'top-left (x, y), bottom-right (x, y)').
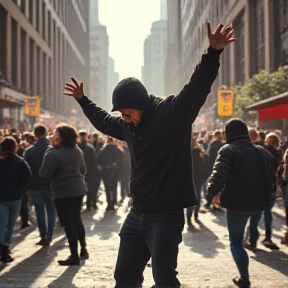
top-left (54, 195), bottom-right (86, 256)
top-left (86, 181), bottom-right (96, 208)
top-left (226, 210), bottom-right (259, 278)
top-left (114, 208), bottom-right (184, 288)
top-left (187, 182), bottom-right (202, 218)
top-left (20, 190), bottom-right (29, 224)
top-left (102, 169), bottom-right (118, 208)
top-left (29, 190), bottom-right (56, 239)
top-left (249, 199), bottom-right (275, 241)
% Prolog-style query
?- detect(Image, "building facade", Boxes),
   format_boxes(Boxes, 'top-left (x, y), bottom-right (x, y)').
top-left (0, 0), bottom-right (90, 129)
top-left (165, 0), bottom-right (288, 131)
top-left (107, 56), bottom-right (119, 111)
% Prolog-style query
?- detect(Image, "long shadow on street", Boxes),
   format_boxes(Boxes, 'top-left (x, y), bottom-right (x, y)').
top-left (0, 235), bottom-right (67, 287)
top-left (182, 220), bottom-right (226, 258)
top-left (250, 249), bottom-right (288, 277)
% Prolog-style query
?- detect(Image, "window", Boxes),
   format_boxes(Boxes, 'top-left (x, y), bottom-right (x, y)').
top-left (11, 19), bottom-right (18, 87)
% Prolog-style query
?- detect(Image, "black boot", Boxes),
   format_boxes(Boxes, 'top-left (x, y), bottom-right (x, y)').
top-left (233, 276), bottom-right (250, 288)
top-left (262, 233), bottom-right (279, 249)
top-left (1, 244), bottom-right (14, 263)
top-left (80, 247), bottom-right (89, 260)
top-left (58, 255), bottom-right (80, 266)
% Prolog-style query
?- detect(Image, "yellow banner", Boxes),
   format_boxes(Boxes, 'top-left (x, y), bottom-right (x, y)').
top-left (25, 96), bottom-right (40, 116)
top-left (217, 90), bottom-right (233, 117)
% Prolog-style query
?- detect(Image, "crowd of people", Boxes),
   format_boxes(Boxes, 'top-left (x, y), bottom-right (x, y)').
top-left (0, 125), bottom-right (131, 265)
top-left (0, 22), bottom-right (288, 288)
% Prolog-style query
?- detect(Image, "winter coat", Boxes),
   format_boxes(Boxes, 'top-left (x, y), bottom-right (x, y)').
top-left (24, 138), bottom-right (50, 190)
top-left (0, 153), bottom-right (32, 201)
top-left (207, 138), bottom-right (274, 212)
top-left (39, 146), bottom-right (87, 199)
top-left (78, 141), bottom-right (97, 183)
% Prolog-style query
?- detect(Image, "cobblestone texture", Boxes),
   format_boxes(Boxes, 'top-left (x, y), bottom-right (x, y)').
top-left (0, 192), bottom-right (287, 288)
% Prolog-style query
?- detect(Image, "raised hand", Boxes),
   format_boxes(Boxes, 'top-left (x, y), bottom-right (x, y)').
top-left (207, 23), bottom-right (236, 50)
top-left (64, 77), bottom-right (84, 100)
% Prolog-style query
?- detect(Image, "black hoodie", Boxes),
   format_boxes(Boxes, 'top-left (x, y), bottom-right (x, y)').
top-left (77, 47), bottom-right (220, 210)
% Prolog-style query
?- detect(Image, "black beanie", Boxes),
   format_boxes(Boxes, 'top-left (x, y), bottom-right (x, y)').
top-left (225, 119), bottom-right (249, 143)
top-left (111, 77), bottom-right (150, 112)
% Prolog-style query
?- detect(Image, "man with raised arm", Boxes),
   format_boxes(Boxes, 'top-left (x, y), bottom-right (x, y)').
top-left (64, 23), bottom-right (235, 288)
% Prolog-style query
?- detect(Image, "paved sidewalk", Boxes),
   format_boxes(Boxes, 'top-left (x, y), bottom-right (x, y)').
top-left (0, 193), bottom-right (287, 288)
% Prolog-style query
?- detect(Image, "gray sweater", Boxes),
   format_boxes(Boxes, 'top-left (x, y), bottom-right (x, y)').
top-left (39, 146), bottom-right (87, 199)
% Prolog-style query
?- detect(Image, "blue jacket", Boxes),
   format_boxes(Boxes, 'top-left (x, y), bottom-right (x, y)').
top-left (24, 138), bottom-right (50, 190)
top-left (0, 153), bottom-right (32, 201)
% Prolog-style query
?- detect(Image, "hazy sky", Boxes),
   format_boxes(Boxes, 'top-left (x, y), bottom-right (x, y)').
top-left (98, 0), bottom-right (161, 80)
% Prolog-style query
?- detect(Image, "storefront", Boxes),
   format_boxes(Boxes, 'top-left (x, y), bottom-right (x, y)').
top-left (0, 86), bottom-right (25, 129)
top-left (246, 91), bottom-right (288, 134)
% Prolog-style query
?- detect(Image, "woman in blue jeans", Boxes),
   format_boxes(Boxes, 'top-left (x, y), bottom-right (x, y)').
top-left (0, 137), bottom-right (32, 263)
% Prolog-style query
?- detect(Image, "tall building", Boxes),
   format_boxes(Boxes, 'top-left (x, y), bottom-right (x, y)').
top-left (165, 0), bottom-right (288, 131)
top-left (164, 0), bottom-right (182, 95)
top-left (89, 0), bottom-right (110, 111)
top-left (107, 56), bottom-right (119, 110)
top-left (0, 0), bottom-right (90, 128)
top-left (142, 1), bottom-right (167, 96)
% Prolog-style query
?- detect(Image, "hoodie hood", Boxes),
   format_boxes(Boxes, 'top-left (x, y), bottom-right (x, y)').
top-left (111, 77), bottom-right (150, 112)
top-left (225, 119), bottom-right (249, 144)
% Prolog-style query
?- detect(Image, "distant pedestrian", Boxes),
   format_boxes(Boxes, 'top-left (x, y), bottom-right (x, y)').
top-left (24, 125), bottom-right (56, 246)
top-left (0, 137), bottom-right (32, 263)
top-left (78, 130), bottom-right (98, 210)
top-left (40, 124), bottom-right (89, 265)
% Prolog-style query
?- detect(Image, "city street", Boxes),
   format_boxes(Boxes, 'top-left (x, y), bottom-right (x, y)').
top-left (0, 191), bottom-right (287, 288)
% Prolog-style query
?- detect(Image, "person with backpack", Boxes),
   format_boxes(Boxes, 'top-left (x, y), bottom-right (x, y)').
top-left (206, 119), bottom-right (273, 288)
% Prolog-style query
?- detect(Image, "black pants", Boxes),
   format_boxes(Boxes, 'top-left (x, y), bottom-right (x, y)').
top-left (102, 169), bottom-right (118, 208)
top-left (20, 191), bottom-right (29, 224)
top-left (54, 195), bottom-right (86, 256)
top-left (86, 181), bottom-right (96, 208)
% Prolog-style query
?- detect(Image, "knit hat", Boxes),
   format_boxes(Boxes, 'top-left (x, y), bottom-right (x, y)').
top-left (111, 77), bottom-right (150, 112)
top-left (225, 119), bottom-right (249, 143)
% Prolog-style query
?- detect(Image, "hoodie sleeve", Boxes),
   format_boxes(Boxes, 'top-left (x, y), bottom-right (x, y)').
top-left (171, 47), bottom-right (221, 124)
top-left (77, 96), bottom-right (125, 141)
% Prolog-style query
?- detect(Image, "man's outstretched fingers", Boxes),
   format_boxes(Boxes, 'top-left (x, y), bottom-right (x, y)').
top-left (71, 77), bottom-right (79, 88)
top-left (206, 22), bottom-right (212, 37)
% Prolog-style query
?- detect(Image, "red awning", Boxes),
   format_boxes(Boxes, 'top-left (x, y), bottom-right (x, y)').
top-left (258, 102), bottom-right (288, 121)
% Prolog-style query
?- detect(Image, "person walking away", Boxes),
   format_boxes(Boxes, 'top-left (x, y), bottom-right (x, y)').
top-left (206, 119), bottom-right (273, 288)
top-left (24, 125), bottom-right (56, 246)
top-left (64, 22), bottom-right (236, 288)
top-left (39, 124), bottom-right (89, 265)
top-left (0, 137), bottom-right (32, 263)
top-left (244, 132), bottom-right (282, 250)
top-left (78, 130), bottom-right (98, 210)
top-left (205, 130), bottom-right (224, 211)
top-left (97, 137), bottom-right (123, 210)
top-left (186, 137), bottom-right (206, 226)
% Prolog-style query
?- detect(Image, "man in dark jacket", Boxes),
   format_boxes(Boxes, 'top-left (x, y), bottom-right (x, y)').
top-left (206, 119), bottom-right (273, 288)
top-left (64, 23), bottom-right (236, 288)
top-left (78, 130), bottom-right (98, 210)
top-left (24, 125), bottom-right (56, 246)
